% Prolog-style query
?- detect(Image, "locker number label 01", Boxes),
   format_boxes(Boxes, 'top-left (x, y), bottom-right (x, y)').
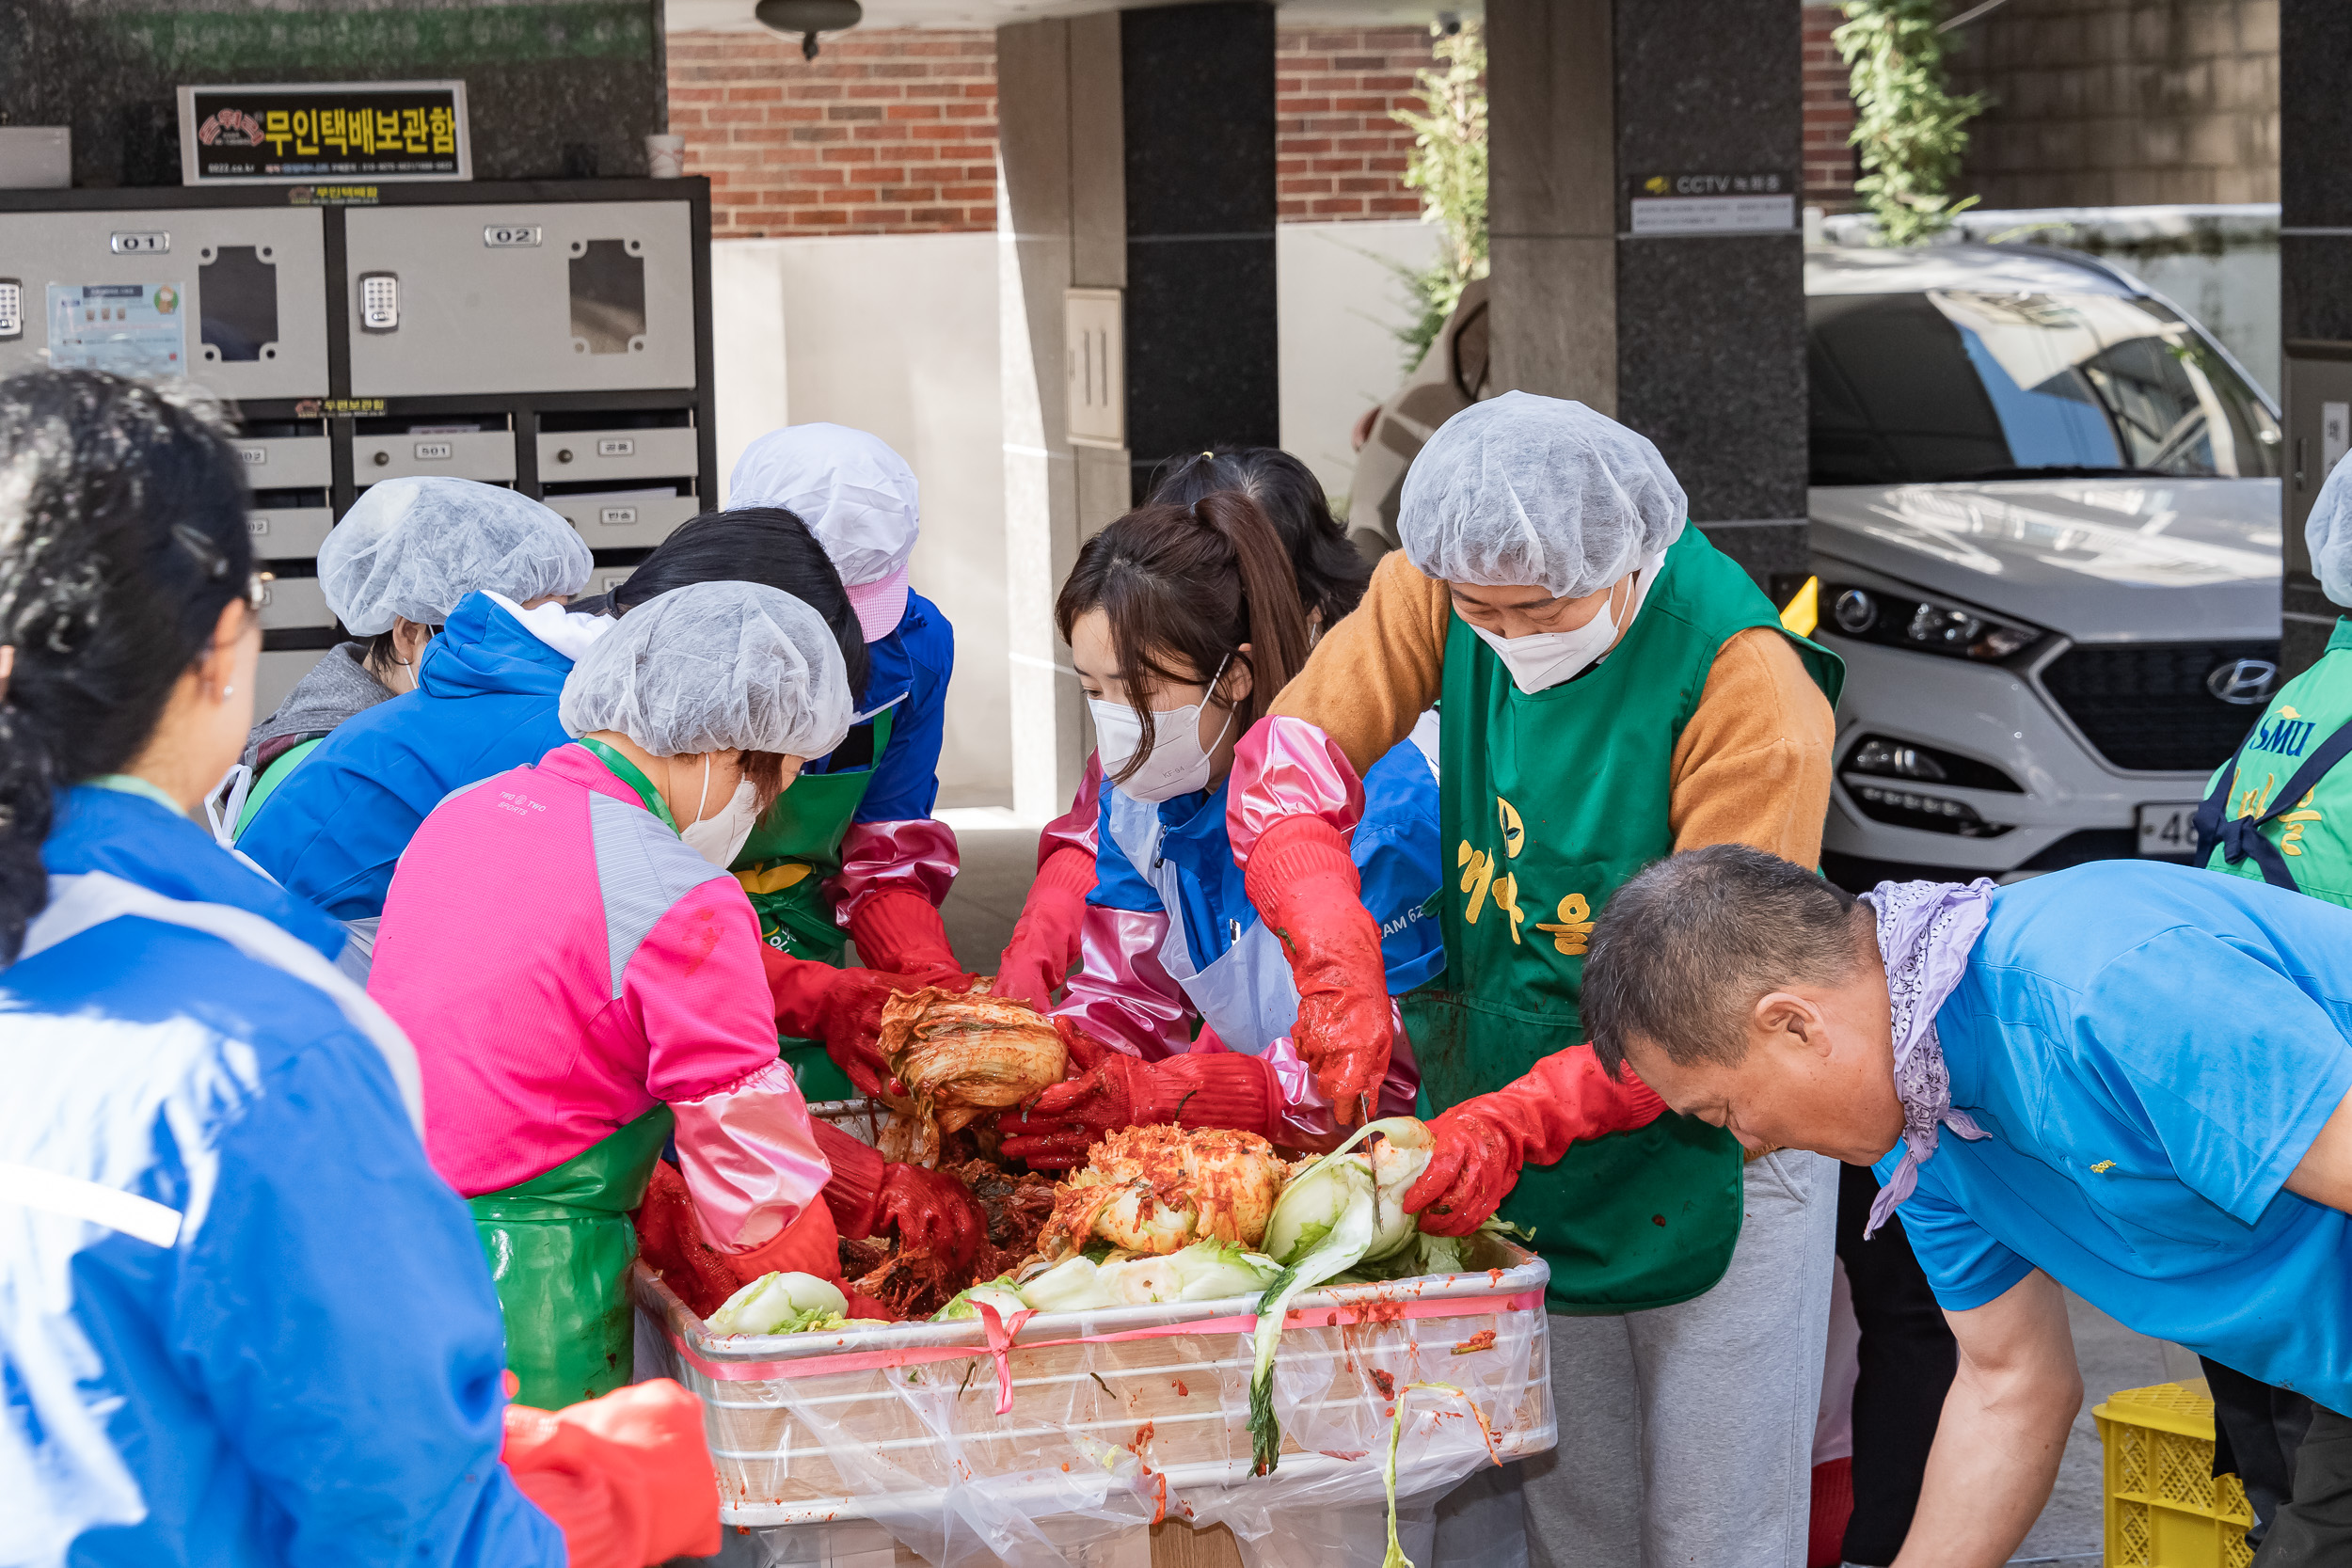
top-left (484, 225), bottom-right (543, 248)
top-left (414, 440), bottom-right (453, 460)
top-left (596, 437), bottom-right (635, 457)
top-left (110, 231), bottom-right (170, 255)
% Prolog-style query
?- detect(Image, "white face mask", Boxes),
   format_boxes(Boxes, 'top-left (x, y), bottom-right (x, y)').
top-left (1091, 654), bottom-right (1237, 804)
top-left (1468, 555), bottom-right (1664, 695)
top-left (677, 754), bottom-right (761, 867)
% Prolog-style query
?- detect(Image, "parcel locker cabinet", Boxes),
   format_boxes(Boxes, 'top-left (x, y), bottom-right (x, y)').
top-left (0, 206), bottom-right (330, 400)
top-left (343, 201), bottom-right (697, 397)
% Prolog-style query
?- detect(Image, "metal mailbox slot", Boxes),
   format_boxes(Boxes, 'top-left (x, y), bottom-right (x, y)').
top-left (343, 201), bottom-right (696, 396)
top-left (257, 575), bottom-right (333, 631)
top-left (0, 208), bottom-right (330, 397)
top-left (247, 507), bottom-right (336, 560)
top-left (541, 490), bottom-right (700, 550)
top-left (230, 436), bottom-right (333, 490)
top-left (350, 429), bottom-right (516, 484)
top-left (536, 426), bottom-right (698, 484)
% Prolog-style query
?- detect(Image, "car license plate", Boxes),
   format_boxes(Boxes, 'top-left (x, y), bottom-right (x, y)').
top-left (2136, 802), bottom-right (2200, 858)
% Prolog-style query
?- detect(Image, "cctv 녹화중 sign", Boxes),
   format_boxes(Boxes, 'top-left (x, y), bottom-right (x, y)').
top-left (1628, 172), bottom-right (1795, 236)
top-left (177, 83), bottom-right (471, 185)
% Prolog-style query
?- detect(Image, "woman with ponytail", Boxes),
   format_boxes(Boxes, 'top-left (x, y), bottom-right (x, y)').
top-left (0, 370), bottom-right (713, 1568)
top-left (994, 492), bottom-right (1442, 1165)
top-left (992, 446), bottom-right (1376, 1017)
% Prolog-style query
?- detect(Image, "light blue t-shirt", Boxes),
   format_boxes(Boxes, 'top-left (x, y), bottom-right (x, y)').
top-left (1878, 861), bottom-right (2352, 1412)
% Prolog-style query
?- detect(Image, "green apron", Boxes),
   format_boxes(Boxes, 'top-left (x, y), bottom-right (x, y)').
top-left (233, 736), bottom-right (321, 835)
top-left (1403, 528), bottom-right (1844, 1315)
top-left (732, 703), bottom-right (898, 1102)
top-left (2199, 618), bottom-right (2352, 908)
top-left (469, 1106), bottom-right (674, 1408)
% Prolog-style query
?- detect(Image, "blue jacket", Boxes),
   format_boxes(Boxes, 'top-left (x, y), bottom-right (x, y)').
top-left (1090, 735), bottom-right (1445, 994)
top-left (3, 785), bottom-right (560, 1568)
top-left (804, 590), bottom-right (953, 822)
top-left (237, 593), bottom-right (578, 920)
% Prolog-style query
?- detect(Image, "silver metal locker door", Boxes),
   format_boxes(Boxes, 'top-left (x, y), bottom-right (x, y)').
top-left (0, 208), bottom-right (330, 398)
top-left (343, 202), bottom-right (697, 397)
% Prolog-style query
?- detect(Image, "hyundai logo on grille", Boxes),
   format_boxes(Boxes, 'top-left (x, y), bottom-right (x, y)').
top-left (2207, 657), bottom-right (2279, 705)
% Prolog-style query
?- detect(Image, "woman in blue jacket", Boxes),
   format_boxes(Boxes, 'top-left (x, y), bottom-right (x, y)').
top-left (234, 481), bottom-right (606, 949)
top-left (995, 490), bottom-right (1441, 1166)
top-left (727, 425), bottom-right (961, 991)
top-left (0, 370), bottom-right (712, 1568)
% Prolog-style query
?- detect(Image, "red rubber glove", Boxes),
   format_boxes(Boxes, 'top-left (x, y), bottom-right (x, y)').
top-left (633, 1160), bottom-right (750, 1318)
top-left (1242, 815), bottom-right (1392, 1125)
top-left (501, 1379), bottom-right (720, 1568)
top-left (845, 887), bottom-right (964, 982)
top-left (1401, 1045), bottom-right (1669, 1236)
top-left (809, 1119), bottom-right (984, 1272)
top-left (723, 1193), bottom-right (845, 1288)
top-left (993, 846), bottom-right (1097, 1012)
top-left (761, 946), bottom-right (974, 1097)
top-left (998, 1024), bottom-right (1279, 1168)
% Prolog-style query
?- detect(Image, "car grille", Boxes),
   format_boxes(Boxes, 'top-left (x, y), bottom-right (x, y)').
top-left (2037, 641), bottom-right (2278, 773)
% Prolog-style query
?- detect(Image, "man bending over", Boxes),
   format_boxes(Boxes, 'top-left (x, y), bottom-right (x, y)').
top-left (1581, 847), bottom-right (2352, 1568)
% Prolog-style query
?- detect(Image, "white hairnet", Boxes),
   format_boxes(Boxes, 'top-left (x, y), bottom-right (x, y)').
top-left (725, 423), bottom-right (919, 587)
top-left (1398, 391), bottom-right (1687, 598)
top-left (319, 477), bottom-right (592, 635)
top-left (559, 579), bottom-right (853, 758)
top-left (2311, 450), bottom-right (2352, 607)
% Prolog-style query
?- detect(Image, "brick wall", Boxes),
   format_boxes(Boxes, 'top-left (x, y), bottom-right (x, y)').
top-left (666, 29), bottom-right (997, 239)
top-left (1276, 26), bottom-right (1438, 221)
top-left (667, 24), bottom-right (1441, 238)
top-left (1803, 1), bottom-right (1860, 210)
top-left (1947, 0), bottom-right (2279, 208)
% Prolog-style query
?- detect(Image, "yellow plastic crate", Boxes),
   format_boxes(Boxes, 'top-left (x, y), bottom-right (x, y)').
top-left (2093, 1383), bottom-right (2254, 1568)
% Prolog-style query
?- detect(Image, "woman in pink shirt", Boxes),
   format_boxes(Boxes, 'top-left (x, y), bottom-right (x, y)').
top-left (372, 581), bottom-right (856, 1406)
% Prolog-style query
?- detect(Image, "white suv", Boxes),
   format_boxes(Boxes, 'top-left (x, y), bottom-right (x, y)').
top-left (1806, 242), bottom-right (2282, 886)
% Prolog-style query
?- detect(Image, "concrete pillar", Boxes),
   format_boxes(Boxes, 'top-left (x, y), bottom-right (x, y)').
top-left (2279, 0), bottom-right (2352, 676)
top-left (1486, 0), bottom-right (1808, 586)
top-left (994, 2), bottom-right (1279, 818)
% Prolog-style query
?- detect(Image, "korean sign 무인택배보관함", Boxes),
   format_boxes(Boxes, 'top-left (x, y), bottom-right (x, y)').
top-left (176, 83), bottom-right (470, 185)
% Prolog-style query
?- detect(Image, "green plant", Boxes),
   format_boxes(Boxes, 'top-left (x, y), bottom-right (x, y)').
top-left (1835, 0), bottom-right (1991, 246)
top-left (1391, 23), bottom-right (1487, 368)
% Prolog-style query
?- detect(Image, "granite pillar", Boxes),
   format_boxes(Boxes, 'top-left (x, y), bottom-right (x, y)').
top-left (1, 0), bottom-right (666, 187)
top-left (994, 2), bottom-right (1278, 817)
top-left (1487, 0), bottom-right (1808, 586)
top-left (2278, 0), bottom-right (2352, 676)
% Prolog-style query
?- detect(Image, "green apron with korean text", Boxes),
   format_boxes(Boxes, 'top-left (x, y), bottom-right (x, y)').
top-left (2199, 618), bottom-right (2352, 908)
top-left (1403, 528), bottom-right (1844, 1315)
top-left (468, 1106), bottom-right (673, 1409)
top-left (732, 703), bottom-right (898, 1102)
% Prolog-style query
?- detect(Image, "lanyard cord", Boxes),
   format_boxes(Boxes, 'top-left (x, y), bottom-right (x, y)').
top-left (578, 738), bottom-right (679, 832)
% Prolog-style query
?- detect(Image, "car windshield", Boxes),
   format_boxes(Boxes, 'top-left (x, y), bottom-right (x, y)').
top-left (1808, 287), bottom-right (2281, 485)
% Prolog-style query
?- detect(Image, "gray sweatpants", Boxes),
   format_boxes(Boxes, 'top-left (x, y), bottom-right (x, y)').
top-left (1432, 1148), bottom-right (1839, 1568)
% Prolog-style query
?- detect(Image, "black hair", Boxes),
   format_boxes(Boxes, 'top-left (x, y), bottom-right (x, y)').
top-left (613, 507), bottom-right (868, 705)
top-left (1147, 447), bottom-right (1372, 629)
top-left (0, 370), bottom-right (256, 961)
top-left (1582, 845), bottom-right (1869, 1076)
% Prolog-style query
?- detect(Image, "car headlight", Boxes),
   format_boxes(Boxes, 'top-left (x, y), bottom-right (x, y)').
top-left (1827, 583), bottom-right (2040, 661)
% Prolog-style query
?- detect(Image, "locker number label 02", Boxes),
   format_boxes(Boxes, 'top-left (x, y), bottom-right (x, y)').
top-left (414, 440), bottom-right (453, 460)
top-left (110, 231), bottom-right (171, 255)
top-left (236, 445), bottom-right (267, 467)
top-left (596, 437), bottom-right (634, 457)
top-left (600, 507), bottom-right (638, 526)
top-left (484, 225), bottom-right (543, 248)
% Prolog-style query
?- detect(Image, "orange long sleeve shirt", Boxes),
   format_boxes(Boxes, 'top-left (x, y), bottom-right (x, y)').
top-left (1268, 548), bottom-right (1836, 863)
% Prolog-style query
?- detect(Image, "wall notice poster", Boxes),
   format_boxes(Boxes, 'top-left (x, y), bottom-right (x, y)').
top-left (48, 284), bottom-right (187, 379)
top-left (177, 82), bottom-right (471, 185)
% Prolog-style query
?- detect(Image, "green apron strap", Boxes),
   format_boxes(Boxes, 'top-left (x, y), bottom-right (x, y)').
top-left (469, 1106), bottom-right (674, 1408)
top-left (577, 738), bottom-right (679, 832)
top-left (731, 704), bottom-right (899, 1102)
top-left (233, 737), bottom-right (322, 837)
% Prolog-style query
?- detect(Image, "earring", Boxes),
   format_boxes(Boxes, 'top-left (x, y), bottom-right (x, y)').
top-left (222, 684), bottom-right (235, 698)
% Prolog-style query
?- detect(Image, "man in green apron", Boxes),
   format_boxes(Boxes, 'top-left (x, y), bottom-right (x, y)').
top-left (1227, 393), bottom-right (1842, 1564)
